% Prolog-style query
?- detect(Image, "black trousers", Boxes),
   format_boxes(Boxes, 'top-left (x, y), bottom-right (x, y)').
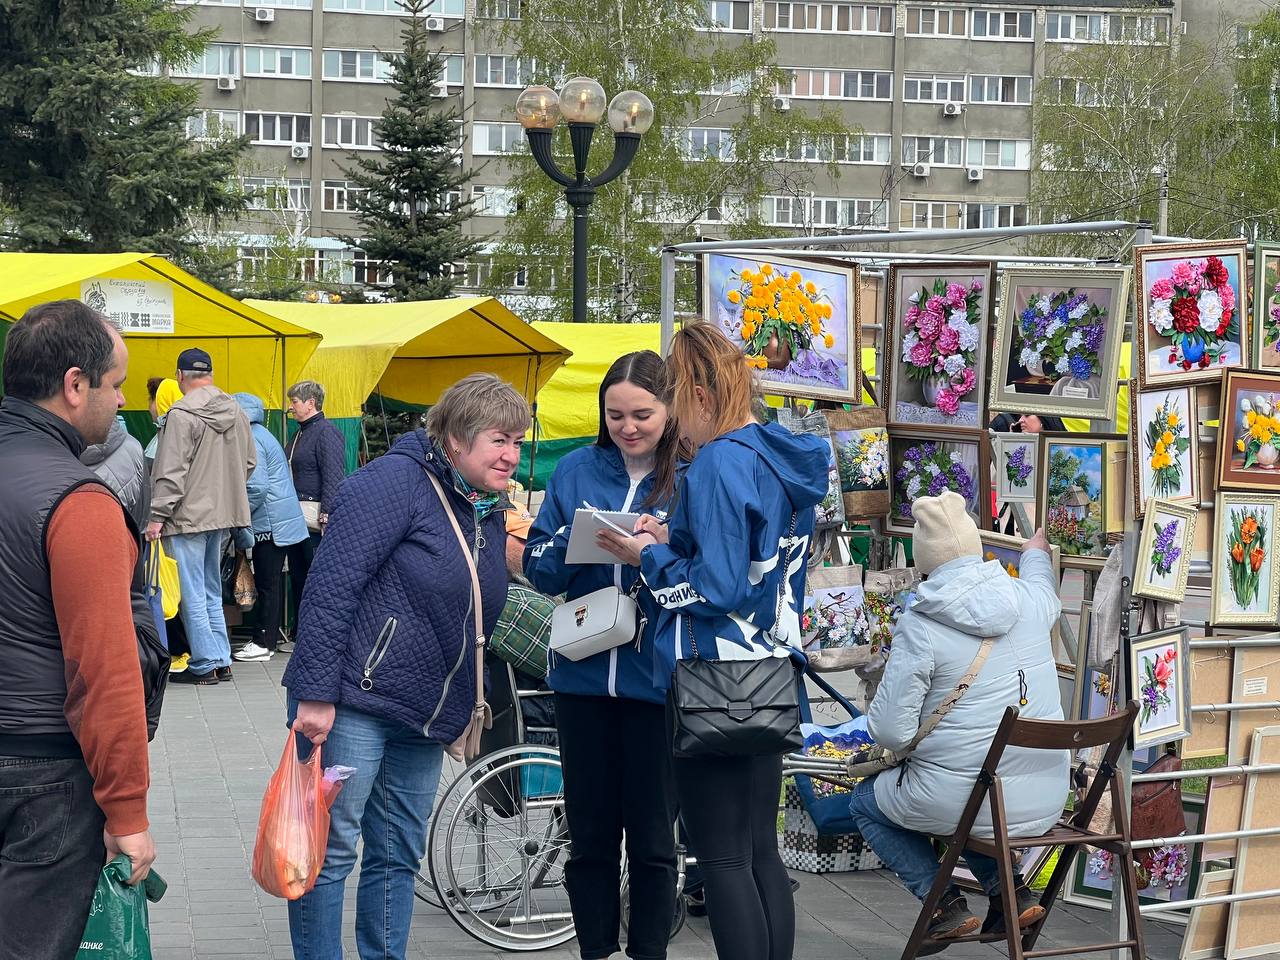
top-left (0, 755), bottom-right (106, 960)
top-left (673, 750), bottom-right (794, 960)
top-left (286, 532), bottom-right (318, 633)
top-left (252, 535), bottom-right (287, 649)
top-left (555, 694), bottom-right (677, 960)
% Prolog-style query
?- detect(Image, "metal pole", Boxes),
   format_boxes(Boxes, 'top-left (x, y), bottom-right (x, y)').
top-left (1158, 168), bottom-right (1170, 237)
top-left (1142, 887), bottom-right (1280, 916)
top-left (659, 248), bottom-right (676, 354)
top-left (571, 199), bottom-right (589, 324)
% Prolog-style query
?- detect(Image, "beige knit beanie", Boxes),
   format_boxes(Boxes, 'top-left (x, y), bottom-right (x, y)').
top-left (912, 490), bottom-right (982, 577)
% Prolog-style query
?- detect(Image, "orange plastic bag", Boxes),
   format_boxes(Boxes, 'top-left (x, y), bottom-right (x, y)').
top-left (252, 733), bottom-right (333, 900)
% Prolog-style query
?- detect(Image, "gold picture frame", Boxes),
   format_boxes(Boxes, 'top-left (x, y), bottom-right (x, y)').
top-left (1209, 492), bottom-right (1280, 627)
top-left (1129, 381), bottom-right (1199, 516)
top-left (1132, 498), bottom-right (1198, 603)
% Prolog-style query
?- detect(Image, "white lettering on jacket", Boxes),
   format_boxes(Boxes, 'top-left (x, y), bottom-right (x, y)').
top-left (653, 582), bottom-right (705, 608)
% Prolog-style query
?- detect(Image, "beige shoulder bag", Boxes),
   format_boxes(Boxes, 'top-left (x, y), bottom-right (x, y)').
top-left (426, 472), bottom-right (493, 763)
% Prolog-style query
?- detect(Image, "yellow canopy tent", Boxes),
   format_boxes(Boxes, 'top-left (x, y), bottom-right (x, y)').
top-left (246, 297), bottom-right (572, 418)
top-left (0, 253), bottom-right (320, 413)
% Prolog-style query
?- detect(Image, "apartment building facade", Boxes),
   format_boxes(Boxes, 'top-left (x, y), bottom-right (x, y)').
top-left (178, 0), bottom-right (1249, 288)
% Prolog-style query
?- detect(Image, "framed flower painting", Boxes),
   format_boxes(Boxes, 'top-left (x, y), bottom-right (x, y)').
top-left (885, 262), bottom-right (994, 428)
top-left (1134, 240), bottom-right (1248, 387)
top-left (1133, 499), bottom-right (1197, 603)
top-left (1127, 626), bottom-right (1192, 750)
top-left (701, 253), bottom-right (860, 403)
top-left (992, 431), bottom-right (1038, 504)
top-left (1036, 433), bottom-right (1116, 569)
top-left (1210, 492), bottom-right (1280, 626)
top-left (1216, 370), bottom-right (1280, 492)
top-left (1253, 243), bottom-right (1280, 370)
top-left (886, 427), bottom-right (988, 537)
top-left (989, 267), bottom-right (1129, 420)
top-left (1129, 385), bottom-right (1197, 514)
top-left (826, 407), bottom-right (891, 518)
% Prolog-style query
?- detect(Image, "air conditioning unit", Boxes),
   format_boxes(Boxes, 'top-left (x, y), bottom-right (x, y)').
top-left (966, 166), bottom-right (984, 182)
top-left (772, 96), bottom-right (792, 112)
top-left (432, 82), bottom-right (450, 98)
top-left (290, 144), bottom-right (311, 160)
top-left (254, 7), bottom-right (275, 21)
top-left (942, 100), bottom-right (964, 117)
top-left (424, 15), bottom-right (446, 31)
top-left (911, 162), bottom-right (931, 178)
top-left (216, 76), bottom-right (237, 92)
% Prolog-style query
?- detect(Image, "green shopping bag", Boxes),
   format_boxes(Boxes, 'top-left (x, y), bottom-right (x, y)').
top-left (77, 856), bottom-right (167, 960)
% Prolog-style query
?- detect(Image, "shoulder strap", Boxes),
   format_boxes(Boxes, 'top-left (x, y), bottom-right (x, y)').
top-left (425, 471), bottom-right (485, 710)
top-left (905, 634), bottom-right (996, 751)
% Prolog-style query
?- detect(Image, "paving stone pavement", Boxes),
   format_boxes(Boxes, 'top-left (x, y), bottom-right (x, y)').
top-left (147, 651), bottom-right (1189, 960)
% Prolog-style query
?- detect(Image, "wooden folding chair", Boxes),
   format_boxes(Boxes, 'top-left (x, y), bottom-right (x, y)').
top-left (900, 702), bottom-right (1142, 960)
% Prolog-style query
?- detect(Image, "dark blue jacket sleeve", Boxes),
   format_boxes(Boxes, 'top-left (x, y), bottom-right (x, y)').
top-left (318, 424), bottom-right (348, 517)
top-left (523, 461), bottom-right (575, 596)
top-left (287, 461), bottom-right (412, 703)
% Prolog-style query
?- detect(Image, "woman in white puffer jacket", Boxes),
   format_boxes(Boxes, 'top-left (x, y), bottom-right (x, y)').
top-left (849, 491), bottom-right (1070, 949)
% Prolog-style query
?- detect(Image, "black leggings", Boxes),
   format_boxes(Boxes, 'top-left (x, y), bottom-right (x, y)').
top-left (673, 751), bottom-right (794, 960)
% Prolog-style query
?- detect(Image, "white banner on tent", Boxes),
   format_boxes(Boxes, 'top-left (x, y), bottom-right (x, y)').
top-left (80, 278), bottom-right (175, 334)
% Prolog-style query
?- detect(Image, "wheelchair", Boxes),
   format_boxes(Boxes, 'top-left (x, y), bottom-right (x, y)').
top-left (415, 653), bottom-right (690, 951)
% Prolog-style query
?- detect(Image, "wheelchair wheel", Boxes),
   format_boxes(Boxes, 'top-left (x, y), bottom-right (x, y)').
top-left (427, 746), bottom-right (576, 951)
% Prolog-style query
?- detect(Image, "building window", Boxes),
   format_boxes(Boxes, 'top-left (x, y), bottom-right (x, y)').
top-left (965, 138), bottom-right (1031, 169)
top-left (964, 202), bottom-right (1027, 229)
top-left (323, 0), bottom-right (465, 14)
top-left (322, 49), bottom-right (394, 81)
top-left (473, 122), bottom-right (526, 155)
top-left (898, 200), bottom-right (964, 230)
top-left (243, 46), bottom-right (312, 78)
top-left (762, 196), bottom-right (808, 226)
top-left (244, 0), bottom-right (312, 7)
top-left (1045, 12), bottom-right (1104, 42)
top-left (763, 3), bottom-right (893, 34)
top-left (472, 185), bottom-right (521, 216)
top-left (906, 6), bottom-right (965, 36)
top-left (477, 0), bottom-right (520, 16)
top-left (901, 136), bottom-right (963, 166)
top-left (322, 115), bottom-right (381, 149)
top-left (173, 43), bottom-right (239, 78)
top-left (246, 113), bottom-right (312, 145)
top-left (904, 74), bottom-right (965, 103)
top-left (705, 75), bottom-right (750, 95)
top-left (1109, 13), bottom-right (1170, 43)
top-left (322, 180), bottom-right (368, 212)
top-left (774, 133), bottom-right (891, 164)
top-left (971, 10), bottom-right (1033, 40)
top-left (809, 197), bottom-right (888, 228)
top-left (473, 54), bottom-right (538, 87)
top-left (185, 109), bottom-right (241, 140)
top-left (681, 127), bottom-right (735, 160)
top-left (242, 178), bottom-right (311, 211)
top-left (704, 0), bottom-right (751, 30)
top-left (968, 74), bottom-right (1032, 104)
top-left (775, 68), bottom-right (891, 100)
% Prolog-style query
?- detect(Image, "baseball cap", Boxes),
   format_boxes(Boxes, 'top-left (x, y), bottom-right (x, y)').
top-left (177, 347), bottom-right (213, 375)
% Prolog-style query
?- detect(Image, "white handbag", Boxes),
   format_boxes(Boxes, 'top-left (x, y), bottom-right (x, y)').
top-left (299, 500), bottom-right (322, 533)
top-left (550, 585), bottom-right (646, 663)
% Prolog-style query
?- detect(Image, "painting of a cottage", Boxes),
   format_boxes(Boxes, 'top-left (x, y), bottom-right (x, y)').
top-left (1039, 435), bottom-right (1110, 568)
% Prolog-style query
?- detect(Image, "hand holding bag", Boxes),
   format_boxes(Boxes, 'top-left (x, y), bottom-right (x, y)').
top-left (668, 513), bottom-right (804, 759)
top-left (426, 472), bottom-right (493, 763)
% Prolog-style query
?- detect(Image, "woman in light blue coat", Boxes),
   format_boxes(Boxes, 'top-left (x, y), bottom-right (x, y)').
top-left (848, 491), bottom-right (1069, 949)
top-left (234, 392), bottom-right (309, 662)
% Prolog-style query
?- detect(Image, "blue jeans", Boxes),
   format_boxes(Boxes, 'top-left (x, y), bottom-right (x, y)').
top-left (165, 529), bottom-right (231, 675)
top-left (847, 776), bottom-right (1001, 900)
top-left (286, 702), bottom-right (444, 960)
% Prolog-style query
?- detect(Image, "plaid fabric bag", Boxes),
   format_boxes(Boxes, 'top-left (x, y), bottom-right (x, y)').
top-left (490, 584), bottom-right (554, 679)
top-left (779, 781), bottom-right (883, 874)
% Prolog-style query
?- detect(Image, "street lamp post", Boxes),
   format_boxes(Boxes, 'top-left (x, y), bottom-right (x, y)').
top-left (516, 79), bottom-right (654, 322)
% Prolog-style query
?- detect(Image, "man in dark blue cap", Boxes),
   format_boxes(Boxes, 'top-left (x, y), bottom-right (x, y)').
top-left (146, 348), bottom-right (256, 684)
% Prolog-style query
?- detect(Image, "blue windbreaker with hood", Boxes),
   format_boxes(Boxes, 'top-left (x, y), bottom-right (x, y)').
top-left (641, 421), bottom-right (829, 686)
top-left (523, 444), bottom-right (675, 704)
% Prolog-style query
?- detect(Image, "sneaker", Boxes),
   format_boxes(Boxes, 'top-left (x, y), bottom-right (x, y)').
top-left (169, 653), bottom-right (190, 674)
top-left (233, 642), bottom-right (275, 662)
top-left (216, 666), bottom-right (234, 682)
top-left (920, 891), bottom-right (980, 955)
top-left (982, 884), bottom-right (1045, 936)
top-left (169, 669), bottom-right (218, 686)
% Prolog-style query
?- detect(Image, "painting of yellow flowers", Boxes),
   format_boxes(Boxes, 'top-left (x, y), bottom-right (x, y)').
top-left (1130, 385), bottom-right (1198, 515)
top-left (1217, 371), bottom-right (1280, 492)
top-left (702, 253), bottom-right (860, 403)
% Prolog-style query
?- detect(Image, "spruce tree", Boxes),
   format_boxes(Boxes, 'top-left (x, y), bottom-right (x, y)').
top-left (0, 0), bottom-right (246, 259)
top-left (341, 0), bottom-right (477, 301)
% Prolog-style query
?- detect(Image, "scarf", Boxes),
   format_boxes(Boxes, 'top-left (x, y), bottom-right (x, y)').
top-left (437, 441), bottom-right (503, 523)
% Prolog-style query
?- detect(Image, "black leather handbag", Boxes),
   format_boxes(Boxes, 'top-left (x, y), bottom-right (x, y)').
top-left (668, 513), bottom-right (804, 759)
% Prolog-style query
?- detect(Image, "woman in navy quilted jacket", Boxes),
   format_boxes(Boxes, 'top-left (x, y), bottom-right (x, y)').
top-left (524, 351), bottom-right (681, 960)
top-left (282, 374), bottom-right (530, 960)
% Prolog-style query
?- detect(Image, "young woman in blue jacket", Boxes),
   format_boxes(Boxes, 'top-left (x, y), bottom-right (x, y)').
top-left (599, 324), bottom-right (829, 960)
top-left (524, 351), bottom-right (681, 960)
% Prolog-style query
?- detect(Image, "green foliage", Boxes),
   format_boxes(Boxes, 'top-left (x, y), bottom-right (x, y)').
top-left (1048, 449), bottom-right (1093, 500)
top-left (484, 0), bottom-right (856, 322)
top-left (0, 0), bottom-right (247, 259)
top-left (340, 0), bottom-right (478, 301)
